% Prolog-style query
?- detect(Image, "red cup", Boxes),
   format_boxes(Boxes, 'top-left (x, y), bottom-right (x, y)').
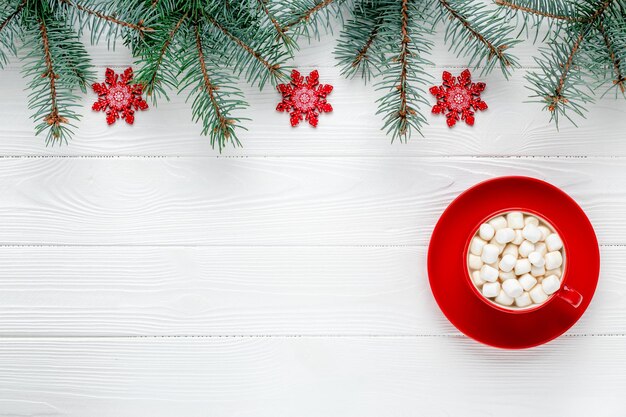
top-left (463, 208), bottom-right (583, 314)
top-left (428, 176), bottom-right (599, 348)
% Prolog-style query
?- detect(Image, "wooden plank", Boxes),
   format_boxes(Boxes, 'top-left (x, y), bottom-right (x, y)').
top-left (0, 157), bottom-right (623, 245)
top-left (1, 65), bottom-right (624, 157)
top-left (0, 336), bottom-right (623, 416)
top-left (0, 245), bottom-right (621, 336)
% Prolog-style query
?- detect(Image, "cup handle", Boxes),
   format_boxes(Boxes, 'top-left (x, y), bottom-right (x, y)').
top-left (557, 285), bottom-right (583, 308)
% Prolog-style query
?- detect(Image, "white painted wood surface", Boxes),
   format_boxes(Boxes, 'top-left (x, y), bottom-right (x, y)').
top-left (0, 27), bottom-right (625, 416)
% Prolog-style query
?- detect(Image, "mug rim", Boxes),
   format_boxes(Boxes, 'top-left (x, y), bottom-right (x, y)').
top-left (463, 207), bottom-right (568, 314)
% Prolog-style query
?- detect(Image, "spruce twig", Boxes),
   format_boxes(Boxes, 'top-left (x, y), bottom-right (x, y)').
top-left (38, 19), bottom-right (67, 136)
top-left (194, 22), bottom-right (231, 141)
top-left (60, 0), bottom-right (153, 33)
top-left (144, 12), bottom-right (187, 97)
top-left (256, 0), bottom-right (291, 47)
top-left (282, 0), bottom-right (336, 32)
top-left (598, 20), bottom-right (625, 93)
top-left (397, 0), bottom-right (411, 137)
top-left (495, 0), bottom-right (579, 22)
top-left (352, 24), bottom-right (379, 69)
top-left (205, 14), bottom-right (283, 80)
top-left (438, 0), bottom-right (510, 67)
top-left (0, 0), bottom-right (25, 34)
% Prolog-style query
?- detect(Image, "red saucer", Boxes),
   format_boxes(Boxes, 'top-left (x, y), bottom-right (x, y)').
top-left (428, 176), bottom-right (599, 349)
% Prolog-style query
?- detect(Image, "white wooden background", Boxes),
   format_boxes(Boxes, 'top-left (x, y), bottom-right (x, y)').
top-left (1, 26), bottom-right (626, 417)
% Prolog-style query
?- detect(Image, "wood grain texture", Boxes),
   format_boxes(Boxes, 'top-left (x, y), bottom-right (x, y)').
top-left (0, 336), bottom-right (624, 417)
top-left (0, 157), bottom-right (624, 245)
top-left (0, 245), bottom-right (622, 336)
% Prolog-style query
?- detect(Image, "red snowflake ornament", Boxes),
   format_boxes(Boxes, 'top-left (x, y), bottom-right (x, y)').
top-left (92, 67), bottom-right (148, 125)
top-left (277, 69), bottom-right (333, 127)
top-left (430, 69), bottom-right (487, 128)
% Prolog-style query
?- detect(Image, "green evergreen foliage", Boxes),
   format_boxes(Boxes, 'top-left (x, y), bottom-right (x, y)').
top-left (0, 0), bottom-right (624, 149)
top-left (497, 0), bottom-right (626, 126)
top-left (133, 0), bottom-right (291, 151)
top-left (0, 0), bottom-right (152, 144)
top-left (332, 0), bottom-right (520, 141)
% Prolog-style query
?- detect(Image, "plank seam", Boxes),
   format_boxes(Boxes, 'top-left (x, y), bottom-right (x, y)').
top-left (0, 155), bottom-right (621, 159)
top-left (0, 244), bottom-right (620, 248)
top-left (0, 334), bottom-right (623, 339)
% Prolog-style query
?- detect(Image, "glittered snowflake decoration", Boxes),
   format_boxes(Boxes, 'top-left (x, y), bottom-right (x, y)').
top-left (277, 69), bottom-right (333, 127)
top-left (430, 69), bottom-right (487, 128)
top-left (92, 67), bottom-right (148, 125)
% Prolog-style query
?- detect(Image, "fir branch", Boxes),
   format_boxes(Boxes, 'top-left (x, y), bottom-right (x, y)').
top-left (194, 22), bottom-right (230, 140)
top-left (38, 18), bottom-right (67, 137)
top-left (598, 20), bottom-right (625, 93)
top-left (0, 0), bottom-right (25, 34)
top-left (282, 0), bottom-right (336, 32)
top-left (22, 11), bottom-right (94, 144)
top-left (256, 0), bottom-right (291, 46)
top-left (494, 0), bottom-right (579, 22)
top-left (352, 24), bottom-right (379, 69)
top-left (205, 13), bottom-right (283, 80)
top-left (438, 0), bottom-right (513, 69)
top-left (587, 0), bottom-right (614, 23)
top-left (375, 0), bottom-right (434, 141)
top-left (396, 0), bottom-right (411, 136)
top-left (545, 0), bottom-right (613, 111)
top-left (60, 0), bottom-right (153, 33)
top-left (143, 12), bottom-right (187, 98)
top-left (551, 31), bottom-right (585, 109)
top-left (335, 1), bottom-right (384, 81)
top-left (0, 0), bottom-right (25, 68)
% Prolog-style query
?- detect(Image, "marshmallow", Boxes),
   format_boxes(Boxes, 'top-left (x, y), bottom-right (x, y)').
top-left (480, 244), bottom-right (499, 264)
top-left (502, 243), bottom-right (519, 258)
top-left (506, 211), bottom-right (525, 229)
top-left (545, 251), bottom-right (563, 270)
top-left (499, 270), bottom-right (516, 281)
top-left (531, 264), bottom-right (546, 277)
top-left (542, 275), bottom-right (561, 295)
top-left (488, 216), bottom-right (507, 231)
top-left (534, 242), bottom-right (547, 256)
top-left (482, 281), bottom-right (500, 298)
top-left (518, 240), bottom-right (535, 257)
top-left (514, 258), bottom-right (532, 276)
top-left (529, 285), bottom-right (549, 304)
top-left (515, 292), bottom-right (533, 308)
top-left (499, 254), bottom-right (517, 272)
top-left (472, 270), bottom-right (485, 287)
top-left (495, 291), bottom-right (514, 306)
top-left (468, 254), bottom-right (483, 270)
top-left (470, 237), bottom-right (487, 256)
top-left (545, 233), bottom-right (563, 252)
top-left (512, 230), bottom-right (524, 245)
top-left (538, 226), bottom-right (551, 241)
top-left (489, 238), bottom-right (506, 254)
top-left (479, 223), bottom-right (495, 241)
top-left (502, 278), bottom-right (524, 298)
top-left (528, 251), bottom-right (545, 267)
top-left (524, 216), bottom-right (539, 226)
top-left (518, 273), bottom-right (538, 291)
top-left (480, 265), bottom-right (499, 283)
top-left (522, 224), bottom-right (542, 243)
top-left (545, 267), bottom-right (562, 278)
top-left (495, 228), bottom-right (516, 244)
top-left (468, 211), bottom-right (565, 310)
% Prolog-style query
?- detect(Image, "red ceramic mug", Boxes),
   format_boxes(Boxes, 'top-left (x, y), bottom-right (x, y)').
top-left (463, 207), bottom-right (583, 314)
